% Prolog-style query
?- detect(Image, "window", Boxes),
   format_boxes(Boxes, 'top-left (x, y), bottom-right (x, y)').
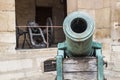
top-left (15, 0), bottom-right (67, 49)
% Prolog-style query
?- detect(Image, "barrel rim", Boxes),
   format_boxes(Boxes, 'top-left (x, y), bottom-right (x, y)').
top-left (63, 11), bottom-right (95, 41)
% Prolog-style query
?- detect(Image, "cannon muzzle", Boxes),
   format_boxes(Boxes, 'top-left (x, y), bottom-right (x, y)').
top-left (63, 11), bottom-right (95, 56)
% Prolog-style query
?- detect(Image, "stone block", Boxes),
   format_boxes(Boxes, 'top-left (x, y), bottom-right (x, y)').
top-left (0, 71), bottom-right (56, 80)
top-left (95, 39), bottom-right (112, 61)
top-left (111, 8), bottom-right (119, 22)
top-left (112, 45), bottom-right (120, 52)
top-left (102, 43), bottom-right (111, 61)
top-left (95, 8), bottom-right (110, 28)
top-left (0, 11), bottom-right (15, 31)
top-left (102, 50), bottom-right (111, 62)
top-left (67, 0), bottom-right (77, 14)
top-left (116, 1), bottom-right (120, 8)
top-left (78, 0), bottom-right (103, 9)
top-left (78, 0), bottom-right (95, 9)
top-left (104, 70), bottom-right (120, 80)
top-left (77, 9), bottom-right (95, 20)
top-left (102, 42), bottom-right (111, 51)
top-left (111, 22), bottom-right (120, 41)
top-left (103, 0), bottom-right (110, 7)
top-left (110, 0), bottom-right (116, 7)
top-left (106, 77), bottom-right (120, 80)
top-left (0, 59), bottom-right (32, 72)
top-left (0, 43), bottom-right (16, 54)
top-left (109, 1), bottom-right (120, 34)
top-left (0, 0), bottom-right (15, 10)
top-left (0, 72), bottom-right (25, 80)
top-left (94, 0), bottom-right (104, 9)
top-left (94, 29), bottom-right (111, 39)
top-left (112, 61), bottom-right (120, 71)
top-left (0, 32), bottom-right (16, 43)
top-left (111, 52), bottom-right (120, 71)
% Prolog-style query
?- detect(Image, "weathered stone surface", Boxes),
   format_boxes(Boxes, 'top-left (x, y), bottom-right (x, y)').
top-left (0, 43), bottom-right (16, 54)
top-left (0, 72), bottom-right (25, 80)
top-left (111, 17), bottom-right (120, 42)
top-left (78, 0), bottom-right (103, 9)
top-left (111, 0), bottom-right (117, 7)
top-left (110, 1), bottom-right (120, 44)
top-left (67, 0), bottom-right (77, 14)
top-left (0, 71), bottom-right (55, 80)
top-left (94, 29), bottom-right (111, 39)
top-left (103, 0), bottom-right (110, 7)
top-left (0, 11), bottom-right (15, 31)
top-left (112, 45), bottom-right (120, 52)
top-left (0, 32), bottom-right (16, 43)
top-left (116, 1), bottom-right (120, 8)
top-left (0, 0), bottom-right (120, 80)
top-left (95, 8), bottom-right (110, 28)
top-left (78, 0), bottom-right (95, 9)
top-left (0, 0), bottom-right (15, 10)
top-left (111, 51), bottom-right (120, 71)
top-left (110, 1), bottom-right (120, 23)
top-left (101, 39), bottom-right (112, 61)
top-left (0, 59), bottom-right (32, 72)
top-left (102, 50), bottom-right (111, 63)
top-left (94, 0), bottom-right (104, 9)
top-left (77, 9), bottom-right (95, 19)
top-left (111, 9), bottom-right (118, 23)
top-left (111, 51), bottom-right (120, 61)
top-left (0, 42), bottom-right (57, 80)
top-left (0, 0), bottom-right (15, 32)
top-left (104, 70), bottom-right (120, 80)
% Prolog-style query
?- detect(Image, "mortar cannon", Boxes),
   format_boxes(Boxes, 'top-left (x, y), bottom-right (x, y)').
top-left (56, 11), bottom-right (106, 80)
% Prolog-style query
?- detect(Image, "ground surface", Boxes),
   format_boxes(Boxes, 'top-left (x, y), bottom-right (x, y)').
top-left (0, 42), bottom-right (120, 80)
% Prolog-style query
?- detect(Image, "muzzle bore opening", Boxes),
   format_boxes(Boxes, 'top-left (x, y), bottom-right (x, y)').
top-left (71, 18), bottom-right (87, 33)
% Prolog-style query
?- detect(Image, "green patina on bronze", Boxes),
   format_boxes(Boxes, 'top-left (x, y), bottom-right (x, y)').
top-left (56, 11), bottom-right (104, 80)
top-left (61, 11), bottom-right (95, 56)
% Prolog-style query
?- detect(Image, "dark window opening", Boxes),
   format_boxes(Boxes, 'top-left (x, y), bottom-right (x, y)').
top-left (15, 0), bottom-right (67, 49)
top-left (35, 7), bottom-right (52, 26)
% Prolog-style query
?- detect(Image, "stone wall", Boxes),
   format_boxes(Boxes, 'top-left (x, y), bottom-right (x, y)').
top-left (0, 0), bottom-right (15, 32)
top-left (110, 0), bottom-right (120, 73)
top-left (0, 43), bottom-right (57, 80)
top-left (0, 0), bottom-right (16, 44)
top-left (67, 0), bottom-right (120, 79)
top-left (0, 0), bottom-right (120, 80)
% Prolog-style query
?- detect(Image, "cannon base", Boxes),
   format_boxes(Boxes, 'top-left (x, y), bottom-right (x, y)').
top-left (56, 42), bottom-right (104, 80)
top-left (63, 57), bottom-right (97, 80)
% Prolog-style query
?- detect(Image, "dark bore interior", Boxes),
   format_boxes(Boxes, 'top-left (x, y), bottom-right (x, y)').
top-left (71, 18), bottom-right (87, 33)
